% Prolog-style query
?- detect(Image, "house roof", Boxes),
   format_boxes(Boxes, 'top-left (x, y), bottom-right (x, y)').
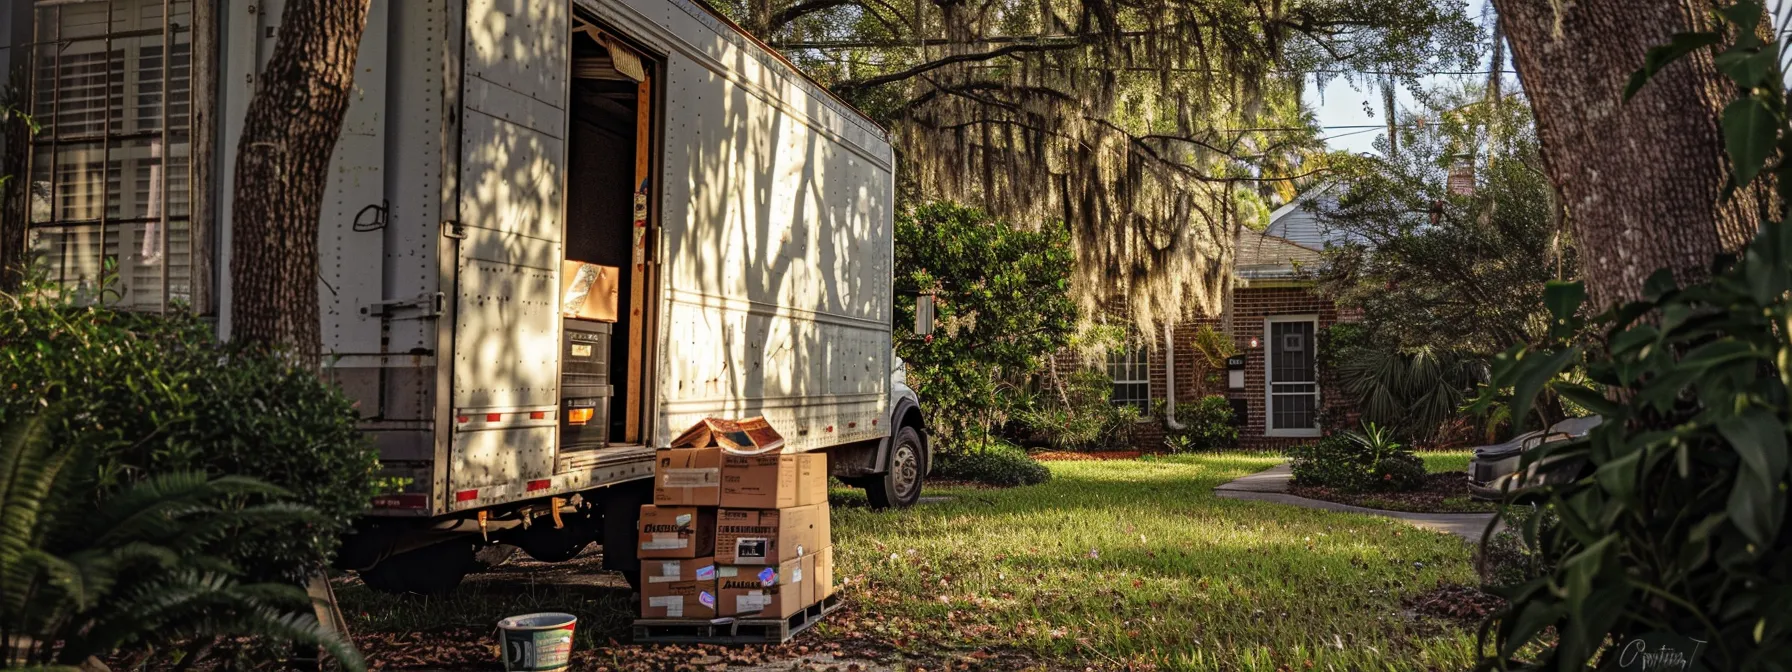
top-left (1235, 228), bottom-right (1323, 281)
top-left (1260, 183), bottom-right (1369, 250)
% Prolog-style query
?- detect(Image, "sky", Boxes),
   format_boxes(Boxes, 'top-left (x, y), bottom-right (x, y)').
top-left (1311, 0), bottom-right (1792, 154)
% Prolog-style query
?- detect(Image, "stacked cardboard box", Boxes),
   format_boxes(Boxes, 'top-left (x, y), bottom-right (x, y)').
top-left (638, 418), bottom-right (835, 621)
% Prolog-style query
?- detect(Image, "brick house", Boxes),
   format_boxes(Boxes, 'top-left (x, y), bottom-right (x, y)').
top-left (1100, 191), bottom-right (1360, 451)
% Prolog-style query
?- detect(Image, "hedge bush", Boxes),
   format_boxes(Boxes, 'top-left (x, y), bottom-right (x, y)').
top-left (1161, 395), bottom-right (1236, 452)
top-left (935, 442), bottom-right (1051, 487)
top-left (1286, 424), bottom-right (1424, 492)
top-left (0, 283), bottom-right (379, 583)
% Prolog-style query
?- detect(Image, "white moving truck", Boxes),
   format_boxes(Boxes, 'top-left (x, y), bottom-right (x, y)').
top-left (6, 0), bottom-right (926, 594)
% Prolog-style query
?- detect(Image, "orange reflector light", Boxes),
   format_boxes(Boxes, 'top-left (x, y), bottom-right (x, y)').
top-left (568, 407), bottom-right (595, 425)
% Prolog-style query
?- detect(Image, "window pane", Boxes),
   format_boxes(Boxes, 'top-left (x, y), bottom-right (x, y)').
top-left (1108, 346), bottom-right (1149, 411)
top-left (1272, 392), bottom-right (1316, 430)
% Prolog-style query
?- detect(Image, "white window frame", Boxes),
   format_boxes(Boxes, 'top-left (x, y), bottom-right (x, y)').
top-left (1264, 314), bottom-right (1321, 438)
top-left (1107, 345), bottom-right (1151, 413)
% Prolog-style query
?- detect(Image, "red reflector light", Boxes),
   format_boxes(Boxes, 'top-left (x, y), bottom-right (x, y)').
top-left (485, 413), bottom-right (502, 422)
top-left (527, 479), bottom-right (552, 492)
top-left (455, 489), bottom-right (479, 502)
top-left (568, 407), bottom-right (595, 425)
top-left (530, 411), bottom-right (546, 420)
top-left (456, 416), bottom-right (470, 424)
top-left (826, 425), bottom-right (834, 432)
top-left (848, 422), bottom-right (857, 429)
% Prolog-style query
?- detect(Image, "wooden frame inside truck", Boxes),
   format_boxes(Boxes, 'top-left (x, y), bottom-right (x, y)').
top-left (3, 0), bottom-right (922, 595)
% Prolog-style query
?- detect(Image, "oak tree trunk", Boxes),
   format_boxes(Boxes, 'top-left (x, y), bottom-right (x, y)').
top-left (1490, 0), bottom-right (1769, 310)
top-left (229, 0), bottom-right (371, 352)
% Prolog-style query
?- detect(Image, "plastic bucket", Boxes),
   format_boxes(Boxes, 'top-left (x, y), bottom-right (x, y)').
top-left (496, 612), bottom-right (577, 671)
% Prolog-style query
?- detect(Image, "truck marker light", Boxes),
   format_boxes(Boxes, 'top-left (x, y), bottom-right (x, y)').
top-left (528, 479), bottom-right (552, 492)
top-left (455, 489), bottom-right (479, 502)
top-left (457, 416), bottom-right (470, 424)
top-left (568, 407), bottom-right (595, 425)
top-left (848, 422), bottom-right (857, 429)
top-left (530, 411), bottom-right (547, 420)
top-left (486, 413), bottom-right (502, 422)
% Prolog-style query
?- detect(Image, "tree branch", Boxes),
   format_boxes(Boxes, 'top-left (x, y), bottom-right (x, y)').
top-left (835, 40), bottom-right (1088, 93)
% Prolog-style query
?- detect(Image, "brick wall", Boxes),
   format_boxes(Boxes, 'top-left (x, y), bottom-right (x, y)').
top-left (1051, 283), bottom-right (1348, 453)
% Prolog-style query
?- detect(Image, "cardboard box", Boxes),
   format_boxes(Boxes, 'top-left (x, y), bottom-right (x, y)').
top-left (795, 453), bottom-right (828, 506)
top-left (721, 453), bottom-right (798, 509)
top-left (671, 417), bottom-right (786, 453)
top-left (813, 546), bottom-right (834, 600)
top-left (637, 505), bottom-right (716, 559)
top-left (640, 579), bottom-right (717, 619)
top-left (717, 557), bottom-right (805, 618)
top-left (714, 504), bottom-right (822, 565)
top-left (654, 447), bottom-right (722, 506)
top-left (642, 556), bottom-right (716, 585)
top-left (559, 260), bottom-right (619, 322)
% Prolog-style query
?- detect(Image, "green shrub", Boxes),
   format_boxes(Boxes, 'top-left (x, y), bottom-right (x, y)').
top-left (0, 282), bottom-right (379, 583)
top-left (935, 442), bottom-right (1051, 487)
top-left (1161, 395), bottom-right (1236, 452)
top-left (1014, 367), bottom-right (1145, 451)
top-left (1476, 505), bottom-right (1557, 591)
top-left (0, 413), bottom-right (364, 669)
top-left (1287, 422), bottom-right (1424, 492)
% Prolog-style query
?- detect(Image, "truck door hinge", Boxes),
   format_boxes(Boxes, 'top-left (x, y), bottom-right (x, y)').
top-left (362, 292), bottom-right (445, 318)
top-left (441, 220), bottom-right (466, 240)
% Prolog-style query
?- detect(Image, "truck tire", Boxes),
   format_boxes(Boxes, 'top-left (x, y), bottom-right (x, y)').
top-left (358, 539), bottom-right (478, 595)
top-left (866, 426), bottom-right (926, 509)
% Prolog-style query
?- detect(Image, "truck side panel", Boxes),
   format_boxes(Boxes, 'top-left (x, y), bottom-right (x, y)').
top-left (445, 0), bottom-right (569, 509)
top-left (577, 0), bottom-right (895, 452)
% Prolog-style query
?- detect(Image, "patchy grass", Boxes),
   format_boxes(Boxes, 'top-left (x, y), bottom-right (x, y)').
top-left (341, 454), bottom-right (1487, 670)
top-left (836, 454), bottom-right (1484, 670)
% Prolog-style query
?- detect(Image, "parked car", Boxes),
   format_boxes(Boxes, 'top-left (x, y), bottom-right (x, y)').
top-left (1467, 415), bottom-right (1604, 500)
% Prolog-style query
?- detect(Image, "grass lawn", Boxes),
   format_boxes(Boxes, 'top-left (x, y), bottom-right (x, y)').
top-left (1417, 450), bottom-right (1474, 475)
top-left (829, 453), bottom-right (1482, 670)
top-left (340, 454), bottom-right (1486, 671)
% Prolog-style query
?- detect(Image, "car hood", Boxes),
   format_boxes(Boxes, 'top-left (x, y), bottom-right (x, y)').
top-left (1473, 416), bottom-right (1605, 461)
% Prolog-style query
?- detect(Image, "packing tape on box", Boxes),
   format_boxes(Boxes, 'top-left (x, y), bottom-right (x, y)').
top-left (663, 468), bottom-right (718, 486)
top-left (642, 534), bottom-right (688, 550)
top-left (648, 595), bottom-right (684, 618)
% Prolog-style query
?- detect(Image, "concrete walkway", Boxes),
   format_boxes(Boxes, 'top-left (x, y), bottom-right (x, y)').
top-left (1215, 463), bottom-right (1497, 541)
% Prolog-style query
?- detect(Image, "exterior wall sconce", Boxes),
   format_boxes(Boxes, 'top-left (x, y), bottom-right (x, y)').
top-left (1247, 336), bottom-right (1260, 349)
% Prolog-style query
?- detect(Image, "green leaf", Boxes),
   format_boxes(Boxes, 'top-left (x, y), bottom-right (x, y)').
top-left (1716, 49), bottom-right (1776, 88)
top-left (1544, 281), bottom-right (1586, 338)
top-left (1510, 347), bottom-right (1580, 433)
top-left (1722, 97), bottom-right (1779, 186)
top-left (1553, 383), bottom-right (1622, 418)
top-left (1625, 32), bottom-right (1722, 101)
top-left (1718, 410), bottom-right (1789, 489)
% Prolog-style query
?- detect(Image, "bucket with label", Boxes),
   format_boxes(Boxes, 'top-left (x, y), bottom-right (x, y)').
top-left (496, 612), bottom-right (577, 671)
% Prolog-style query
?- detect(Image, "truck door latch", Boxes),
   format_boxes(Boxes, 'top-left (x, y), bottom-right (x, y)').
top-left (362, 292), bottom-right (446, 318)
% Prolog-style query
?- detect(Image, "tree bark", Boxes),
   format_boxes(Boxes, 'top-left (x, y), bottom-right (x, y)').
top-left (229, 0), bottom-right (372, 352)
top-left (1490, 0), bottom-right (1764, 310)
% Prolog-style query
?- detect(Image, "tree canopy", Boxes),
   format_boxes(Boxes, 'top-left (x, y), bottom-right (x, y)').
top-left (719, 0), bottom-right (1481, 330)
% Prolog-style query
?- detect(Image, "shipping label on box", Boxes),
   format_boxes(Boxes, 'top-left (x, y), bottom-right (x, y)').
top-left (637, 505), bottom-right (716, 558)
top-left (670, 417), bottom-right (785, 453)
top-left (641, 579), bottom-right (717, 619)
top-left (720, 454), bottom-right (799, 509)
top-left (654, 448), bottom-right (722, 506)
top-left (717, 557), bottom-right (804, 618)
top-left (642, 556), bottom-right (716, 584)
top-left (714, 504), bottom-right (822, 565)
top-left (795, 453), bottom-right (828, 506)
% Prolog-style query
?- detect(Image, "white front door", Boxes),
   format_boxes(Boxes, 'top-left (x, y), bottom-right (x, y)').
top-left (1265, 316), bottom-right (1320, 437)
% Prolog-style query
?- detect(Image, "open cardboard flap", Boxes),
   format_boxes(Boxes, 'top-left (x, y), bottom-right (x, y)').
top-left (670, 416), bottom-right (786, 455)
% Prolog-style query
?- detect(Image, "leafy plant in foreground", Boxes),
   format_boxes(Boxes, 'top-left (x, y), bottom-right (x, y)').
top-left (1473, 4), bottom-right (1791, 667)
top-left (1287, 422), bottom-right (1424, 493)
top-left (0, 413), bottom-right (363, 669)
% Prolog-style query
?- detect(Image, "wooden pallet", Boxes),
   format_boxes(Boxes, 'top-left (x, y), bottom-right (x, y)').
top-left (633, 593), bottom-right (843, 645)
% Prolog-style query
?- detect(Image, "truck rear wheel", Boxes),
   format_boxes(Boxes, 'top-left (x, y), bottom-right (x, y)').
top-left (358, 539), bottom-right (478, 595)
top-left (866, 426), bottom-right (926, 509)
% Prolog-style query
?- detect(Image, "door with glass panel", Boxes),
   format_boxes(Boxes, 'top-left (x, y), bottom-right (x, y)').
top-left (1266, 317), bottom-right (1319, 436)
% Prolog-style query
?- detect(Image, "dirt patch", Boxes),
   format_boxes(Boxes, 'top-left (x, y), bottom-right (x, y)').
top-left (1289, 472), bottom-right (1497, 513)
top-left (1404, 582), bottom-right (1505, 626)
top-left (1031, 450), bottom-right (1141, 462)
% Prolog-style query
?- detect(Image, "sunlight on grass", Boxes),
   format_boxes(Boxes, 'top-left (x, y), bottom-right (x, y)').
top-left (1418, 450), bottom-right (1474, 474)
top-left (836, 453), bottom-right (1483, 671)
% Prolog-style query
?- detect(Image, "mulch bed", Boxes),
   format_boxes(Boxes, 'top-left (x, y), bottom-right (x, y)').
top-left (1031, 450), bottom-right (1142, 462)
top-left (1404, 582), bottom-right (1506, 626)
top-left (1288, 472), bottom-right (1497, 514)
